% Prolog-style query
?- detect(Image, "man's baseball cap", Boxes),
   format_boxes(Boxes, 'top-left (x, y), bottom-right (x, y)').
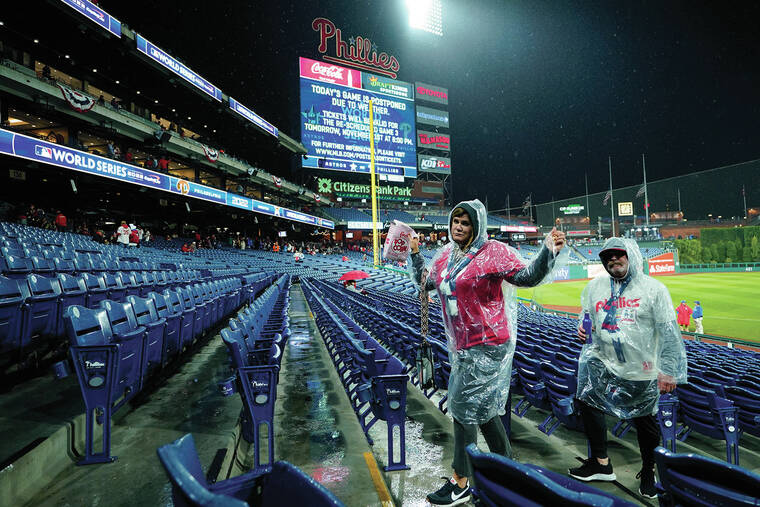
top-left (598, 237), bottom-right (628, 261)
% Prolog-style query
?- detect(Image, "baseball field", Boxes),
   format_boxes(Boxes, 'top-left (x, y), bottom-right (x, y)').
top-left (516, 272), bottom-right (760, 343)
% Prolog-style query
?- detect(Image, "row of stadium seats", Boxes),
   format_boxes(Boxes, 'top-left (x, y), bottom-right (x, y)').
top-left (302, 279), bottom-right (410, 471)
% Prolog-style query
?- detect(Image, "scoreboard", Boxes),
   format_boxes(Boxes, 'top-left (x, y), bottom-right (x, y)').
top-left (299, 57), bottom-right (417, 181)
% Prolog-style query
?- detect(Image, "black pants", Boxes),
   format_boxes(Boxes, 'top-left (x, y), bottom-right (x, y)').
top-left (452, 416), bottom-right (511, 477)
top-left (579, 400), bottom-right (660, 469)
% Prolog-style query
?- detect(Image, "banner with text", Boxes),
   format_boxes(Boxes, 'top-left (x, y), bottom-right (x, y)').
top-left (60, 0), bottom-right (121, 38)
top-left (317, 177), bottom-right (412, 201)
top-left (417, 129), bottom-right (450, 152)
top-left (136, 34), bottom-right (223, 102)
top-left (648, 252), bottom-right (676, 275)
top-left (417, 154), bottom-right (451, 174)
top-left (415, 82), bottom-right (449, 106)
top-left (416, 105), bottom-right (449, 128)
top-left (299, 57), bottom-right (417, 179)
top-left (0, 128), bottom-right (332, 229)
top-left (229, 97), bottom-right (278, 138)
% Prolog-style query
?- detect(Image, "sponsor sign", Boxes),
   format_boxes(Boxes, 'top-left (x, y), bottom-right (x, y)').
top-left (499, 225), bottom-right (538, 233)
top-left (361, 73), bottom-right (413, 100)
top-left (552, 266), bottom-right (570, 281)
top-left (417, 129), bottom-right (450, 151)
top-left (299, 57), bottom-right (417, 179)
top-left (60, 0), bottom-right (121, 37)
top-left (0, 128), bottom-right (332, 229)
top-left (416, 105), bottom-right (449, 128)
top-left (567, 229), bottom-right (592, 236)
top-left (312, 18), bottom-right (400, 79)
top-left (136, 34), bottom-right (222, 102)
top-left (229, 97), bottom-right (278, 138)
top-left (316, 177), bottom-right (411, 201)
top-left (347, 221), bottom-right (385, 230)
top-left (415, 82), bottom-right (449, 106)
top-left (618, 201), bottom-right (633, 216)
top-left (417, 154), bottom-right (451, 174)
top-left (560, 204), bottom-right (585, 215)
top-left (511, 232), bottom-right (527, 241)
top-left (648, 252), bottom-right (675, 275)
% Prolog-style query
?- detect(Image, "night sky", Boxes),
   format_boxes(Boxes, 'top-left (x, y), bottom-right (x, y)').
top-left (103, 0), bottom-right (760, 209)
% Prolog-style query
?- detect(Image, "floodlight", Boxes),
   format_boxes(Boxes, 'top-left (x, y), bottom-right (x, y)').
top-left (406, 0), bottom-right (443, 36)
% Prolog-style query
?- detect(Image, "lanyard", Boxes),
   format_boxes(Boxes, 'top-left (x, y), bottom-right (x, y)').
top-left (601, 275), bottom-right (631, 362)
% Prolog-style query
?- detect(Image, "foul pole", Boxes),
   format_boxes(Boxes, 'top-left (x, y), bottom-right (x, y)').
top-left (369, 99), bottom-right (380, 267)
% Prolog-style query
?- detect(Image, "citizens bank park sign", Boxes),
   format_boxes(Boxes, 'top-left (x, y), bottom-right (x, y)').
top-left (312, 18), bottom-right (400, 79)
top-left (317, 177), bottom-right (411, 201)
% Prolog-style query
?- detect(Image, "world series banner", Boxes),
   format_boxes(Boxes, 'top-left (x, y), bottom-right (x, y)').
top-left (0, 128), bottom-right (333, 229)
top-left (299, 57), bottom-right (417, 180)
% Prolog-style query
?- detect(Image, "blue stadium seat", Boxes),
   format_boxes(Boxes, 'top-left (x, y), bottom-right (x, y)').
top-left (157, 433), bottom-right (345, 507)
top-left (127, 295), bottom-right (168, 369)
top-left (654, 447), bottom-right (760, 506)
top-left (148, 291), bottom-right (182, 361)
top-left (82, 273), bottom-right (109, 309)
top-left (465, 444), bottom-right (635, 506)
top-left (165, 288), bottom-right (197, 348)
top-left (0, 275), bottom-right (28, 374)
top-left (98, 299), bottom-right (148, 392)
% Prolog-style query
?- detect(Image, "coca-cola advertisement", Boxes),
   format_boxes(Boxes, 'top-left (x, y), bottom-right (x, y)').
top-left (299, 57), bottom-right (418, 179)
top-left (299, 57), bottom-right (361, 88)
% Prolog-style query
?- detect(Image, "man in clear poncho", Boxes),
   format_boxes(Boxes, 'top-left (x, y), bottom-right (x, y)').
top-left (410, 199), bottom-right (567, 506)
top-left (569, 237), bottom-right (687, 500)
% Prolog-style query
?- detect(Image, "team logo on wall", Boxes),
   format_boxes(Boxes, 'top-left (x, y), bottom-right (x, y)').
top-left (202, 145), bottom-right (219, 163)
top-left (177, 179), bottom-right (190, 195)
top-left (313, 193), bottom-right (321, 203)
top-left (57, 83), bottom-right (96, 113)
top-left (317, 178), bottom-right (332, 193)
top-left (272, 176), bottom-right (282, 188)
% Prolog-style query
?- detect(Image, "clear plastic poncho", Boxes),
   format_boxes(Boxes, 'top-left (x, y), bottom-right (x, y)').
top-left (411, 199), bottom-right (568, 424)
top-left (576, 238), bottom-right (688, 419)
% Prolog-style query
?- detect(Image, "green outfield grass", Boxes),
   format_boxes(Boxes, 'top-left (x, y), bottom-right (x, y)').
top-left (516, 272), bottom-right (760, 343)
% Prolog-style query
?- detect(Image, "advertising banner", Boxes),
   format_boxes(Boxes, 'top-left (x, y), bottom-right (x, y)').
top-left (136, 34), bottom-right (223, 102)
top-left (361, 73), bottom-right (413, 100)
top-left (299, 57), bottom-right (417, 179)
top-left (229, 97), bottom-right (278, 138)
top-left (499, 225), bottom-right (538, 233)
top-left (417, 130), bottom-right (450, 152)
top-left (60, 0), bottom-right (121, 38)
top-left (618, 201), bottom-right (633, 216)
top-left (0, 128), bottom-right (333, 229)
top-left (417, 154), bottom-right (451, 174)
top-left (560, 204), bottom-right (585, 215)
top-left (316, 176), bottom-right (412, 201)
top-left (648, 252), bottom-right (676, 275)
top-left (416, 105), bottom-right (449, 128)
top-left (415, 82), bottom-right (449, 106)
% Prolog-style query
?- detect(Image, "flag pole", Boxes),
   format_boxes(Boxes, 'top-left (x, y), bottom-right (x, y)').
top-left (507, 194), bottom-right (511, 222)
top-left (642, 154), bottom-right (650, 227)
top-left (608, 156), bottom-right (615, 236)
top-left (369, 99), bottom-right (380, 268)
top-left (584, 171), bottom-right (590, 227)
top-left (743, 185), bottom-right (748, 220)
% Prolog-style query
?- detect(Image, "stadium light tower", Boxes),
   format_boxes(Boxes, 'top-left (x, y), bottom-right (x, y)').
top-left (406, 0), bottom-right (443, 36)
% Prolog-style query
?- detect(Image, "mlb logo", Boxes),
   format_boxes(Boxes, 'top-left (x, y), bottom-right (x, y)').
top-left (35, 145), bottom-right (53, 159)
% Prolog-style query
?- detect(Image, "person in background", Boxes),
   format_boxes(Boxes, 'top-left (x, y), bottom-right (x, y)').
top-left (128, 225), bottom-right (140, 248)
top-left (97, 95), bottom-right (105, 106)
top-left (54, 210), bottom-right (67, 232)
top-left (143, 229), bottom-right (151, 244)
top-left (692, 301), bottom-right (703, 334)
top-left (116, 220), bottom-right (130, 248)
top-left (181, 243), bottom-right (190, 253)
top-left (675, 300), bottom-right (692, 332)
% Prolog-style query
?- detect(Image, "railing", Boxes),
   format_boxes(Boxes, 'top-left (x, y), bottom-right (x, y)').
top-left (518, 297), bottom-right (759, 351)
top-left (679, 262), bottom-right (760, 273)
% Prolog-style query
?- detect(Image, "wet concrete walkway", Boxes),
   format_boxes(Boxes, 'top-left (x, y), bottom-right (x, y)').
top-left (274, 285), bottom-right (388, 506)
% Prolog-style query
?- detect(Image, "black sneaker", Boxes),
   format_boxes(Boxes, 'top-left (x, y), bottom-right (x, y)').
top-left (568, 458), bottom-right (617, 482)
top-left (426, 476), bottom-right (471, 506)
top-left (637, 467), bottom-right (657, 499)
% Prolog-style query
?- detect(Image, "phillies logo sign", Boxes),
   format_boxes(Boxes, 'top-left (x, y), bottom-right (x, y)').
top-left (595, 297), bottom-right (641, 312)
top-left (312, 17), bottom-right (400, 79)
top-left (176, 180), bottom-right (190, 195)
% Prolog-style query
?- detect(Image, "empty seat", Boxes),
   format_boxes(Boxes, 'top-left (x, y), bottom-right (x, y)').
top-left (157, 433), bottom-right (345, 507)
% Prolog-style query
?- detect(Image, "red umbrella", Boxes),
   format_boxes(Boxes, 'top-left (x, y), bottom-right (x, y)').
top-left (339, 270), bottom-right (370, 281)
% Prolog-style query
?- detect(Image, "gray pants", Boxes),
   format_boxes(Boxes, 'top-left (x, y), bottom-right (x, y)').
top-left (451, 416), bottom-right (511, 477)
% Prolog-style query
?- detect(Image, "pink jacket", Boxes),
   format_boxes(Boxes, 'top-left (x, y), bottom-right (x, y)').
top-left (431, 241), bottom-right (526, 350)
